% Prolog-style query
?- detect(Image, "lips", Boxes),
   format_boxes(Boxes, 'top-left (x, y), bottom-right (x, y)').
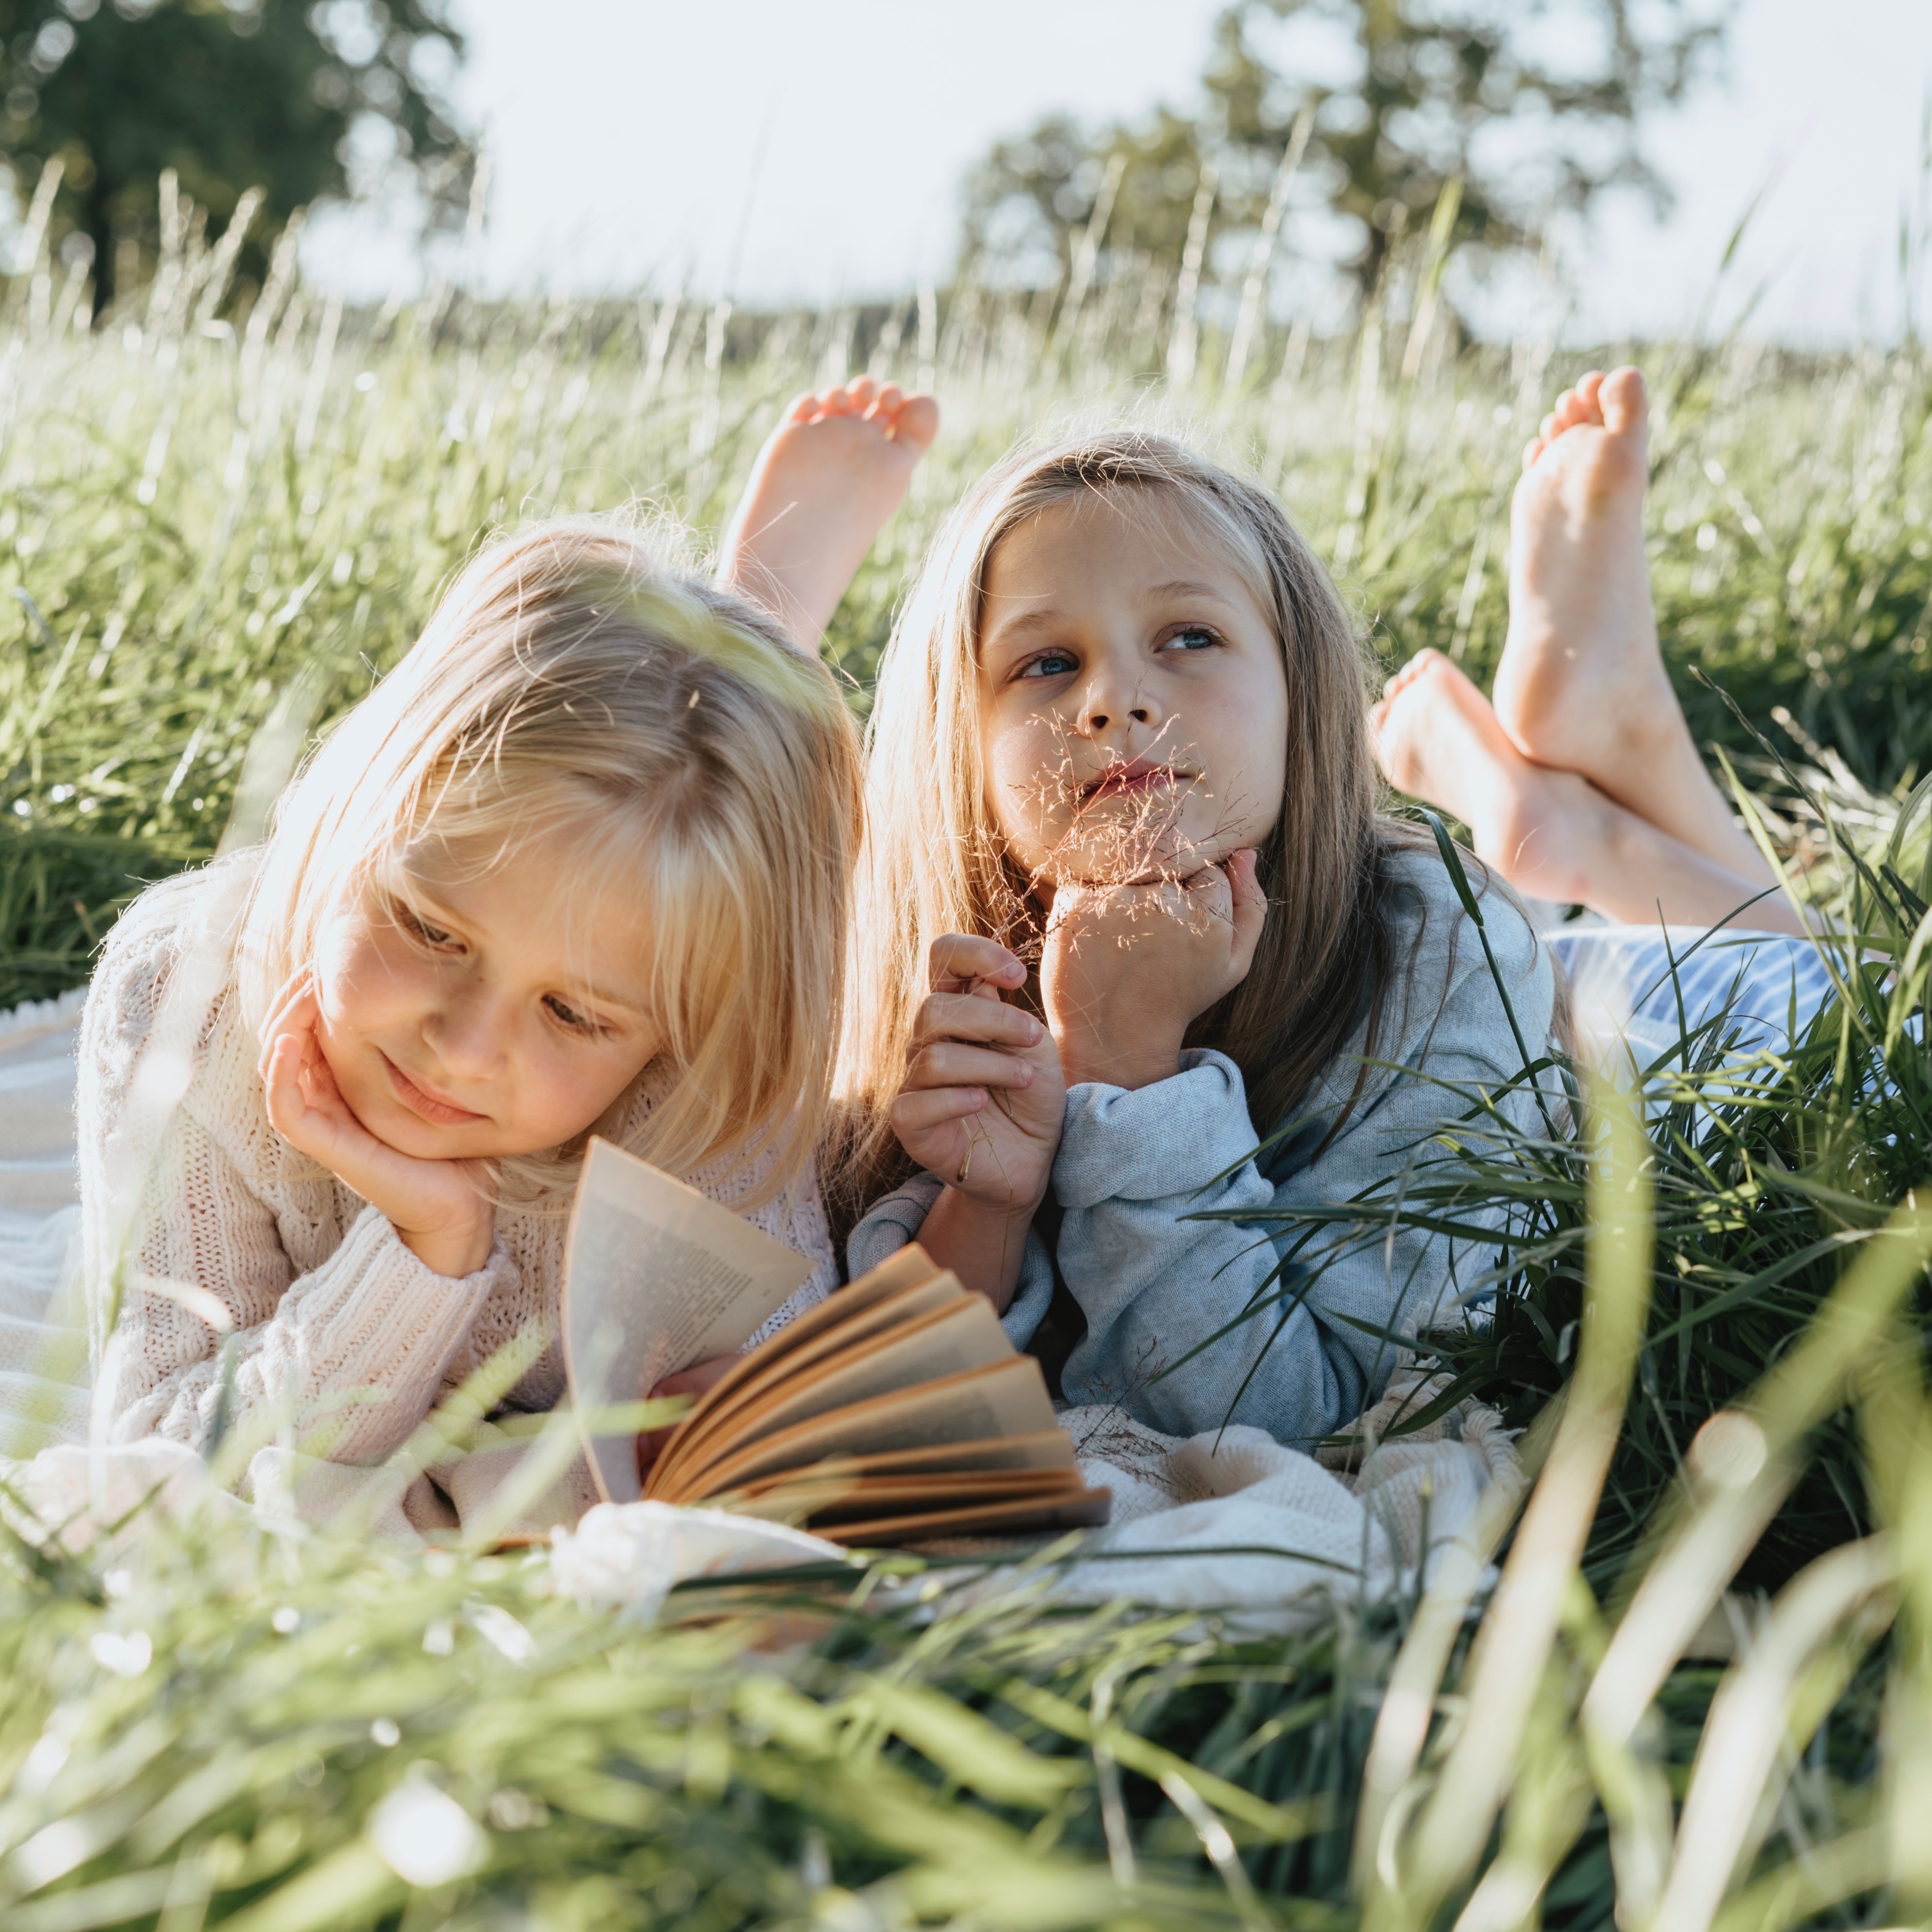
top-left (1081, 759), bottom-right (1185, 802)
top-left (380, 1051), bottom-right (488, 1127)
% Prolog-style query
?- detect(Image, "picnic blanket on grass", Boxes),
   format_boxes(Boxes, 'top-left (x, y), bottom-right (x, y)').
top-left (0, 987), bottom-right (1522, 1634)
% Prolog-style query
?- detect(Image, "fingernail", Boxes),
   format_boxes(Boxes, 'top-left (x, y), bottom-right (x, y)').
top-left (1015, 1061), bottom-right (1033, 1084)
top-left (1025, 1016), bottom-right (1044, 1044)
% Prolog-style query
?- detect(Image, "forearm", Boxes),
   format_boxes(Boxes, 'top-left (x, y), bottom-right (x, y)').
top-left (909, 1184), bottom-right (1040, 1314)
top-left (105, 1207), bottom-right (507, 1465)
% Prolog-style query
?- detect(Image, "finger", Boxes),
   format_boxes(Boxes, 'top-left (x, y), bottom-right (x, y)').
top-left (892, 1087), bottom-right (987, 1137)
top-left (907, 1042), bottom-right (1037, 1093)
top-left (262, 1034), bottom-right (309, 1140)
top-left (928, 931), bottom-right (1026, 994)
top-left (1226, 848), bottom-right (1269, 973)
top-left (1178, 865), bottom-right (1234, 938)
top-left (911, 991), bottom-right (1045, 1052)
top-left (256, 975), bottom-right (320, 1081)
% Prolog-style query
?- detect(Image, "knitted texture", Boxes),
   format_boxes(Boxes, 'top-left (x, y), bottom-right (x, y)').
top-left (82, 859), bottom-right (838, 1467)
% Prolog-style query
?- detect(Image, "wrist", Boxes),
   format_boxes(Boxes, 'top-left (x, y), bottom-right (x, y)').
top-left (398, 1214), bottom-right (495, 1280)
top-left (1056, 1023), bottom-right (1187, 1092)
top-left (921, 1186), bottom-right (1042, 1314)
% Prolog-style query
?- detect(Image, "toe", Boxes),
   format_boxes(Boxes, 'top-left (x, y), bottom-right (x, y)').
top-left (784, 390), bottom-right (820, 424)
top-left (866, 381), bottom-right (905, 421)
top-left (1539, 411), bottom-right (1559, 444)
top-left (1574, 370), bottom-right (1607, 422)
top-left (1522, 436), bottom-right (1547, 471)
top-left (845, 376), bottom-right (880, 413)
top-left (1598, 365), bottom-right (1648, 436)
top-left (890, 392), bottom-right (939, 453)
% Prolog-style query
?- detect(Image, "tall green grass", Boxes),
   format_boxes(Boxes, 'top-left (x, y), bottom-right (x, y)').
top-left (4, 201), bottom-right (1932, 1931)
top-left (0, 207), bottom-right (1928, 1002)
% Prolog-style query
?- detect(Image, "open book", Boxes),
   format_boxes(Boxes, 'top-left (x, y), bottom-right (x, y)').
top-left (562, 1139), bottom-right (1110, 1546)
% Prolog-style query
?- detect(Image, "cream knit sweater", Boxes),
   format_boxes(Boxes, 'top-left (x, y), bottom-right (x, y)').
top-left (81, 858), bottom-right (838, 1473)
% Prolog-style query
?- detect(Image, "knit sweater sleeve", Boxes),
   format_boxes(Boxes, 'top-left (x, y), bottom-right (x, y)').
top-left (80, 876), bottom-right (511, 1465)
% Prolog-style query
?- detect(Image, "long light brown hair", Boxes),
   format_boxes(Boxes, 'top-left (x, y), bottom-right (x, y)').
top-left (828, 429), bottom-right (1436, 1225)
top-left (237, 515), bottom-right (862, 1208)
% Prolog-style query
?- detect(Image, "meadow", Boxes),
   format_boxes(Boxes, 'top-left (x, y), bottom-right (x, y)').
top-left (4, 201), bottom-right (1932, 1932)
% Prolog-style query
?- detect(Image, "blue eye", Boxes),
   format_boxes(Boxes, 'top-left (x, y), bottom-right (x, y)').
top-left (1018, 651), bottom-right (1079, 679)
top-left (1165, 626), bottom-right (1218, 652)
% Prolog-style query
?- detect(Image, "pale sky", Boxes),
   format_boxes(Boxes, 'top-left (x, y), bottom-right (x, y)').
top-left (302, 0), bottom-right (1932, 345)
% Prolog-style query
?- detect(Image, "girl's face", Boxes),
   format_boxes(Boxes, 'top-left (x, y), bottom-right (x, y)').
top-left (977, 493), bottom-right (1289, 888)
top-left (310, 827), bottom-right (663, 1163)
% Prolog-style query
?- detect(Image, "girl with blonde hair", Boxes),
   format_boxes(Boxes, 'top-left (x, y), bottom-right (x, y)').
top-left (835, 429), bottom-right (1557, 1445)
top-left (83, 377), bottom-right (938, 1502)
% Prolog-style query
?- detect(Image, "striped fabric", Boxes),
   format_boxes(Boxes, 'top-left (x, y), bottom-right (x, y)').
top-left (1543, 922), bottom-right (1840, 1071)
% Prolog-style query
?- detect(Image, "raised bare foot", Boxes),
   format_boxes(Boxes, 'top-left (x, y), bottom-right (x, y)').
top-left (719, 378), bottom-right (939, 644)
top-left (1492, 368), bottom-right (1669, 772)
top-left (1376, 649), bottom-right (1607, 906)
top-left (1492, 367), bottom-right (1773, 884)
top-left (1376, 649), bottom-right (1802, 931)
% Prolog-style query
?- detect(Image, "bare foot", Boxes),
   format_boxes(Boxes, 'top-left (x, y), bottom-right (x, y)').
top-left (1492, 366), bottom-right (1773, 885)
top-left (719, 378), bottom-right (939, 644)
top-left (1377, 649), bottom-right (1609, 906)
top-left (1375, 650), bottom-right (1802, 931)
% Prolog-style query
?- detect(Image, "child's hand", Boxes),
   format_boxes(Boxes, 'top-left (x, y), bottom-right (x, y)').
top-left (1043, 848), bottom-right (1267, 1091)
top-left (893, 934), bottom-right (1065, 1216)
top-left (259, 973), bottom-right (497, 1280)
top-left (637, 1353), bottom-right (738, 1479)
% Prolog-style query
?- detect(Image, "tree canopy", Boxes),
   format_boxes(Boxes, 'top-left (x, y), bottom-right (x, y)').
top-left (962, 0), bottom-right (1725, 315)
top-left (0, 0), bottom-right (470, 311)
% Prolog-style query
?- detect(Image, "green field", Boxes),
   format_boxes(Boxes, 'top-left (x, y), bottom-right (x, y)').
top-left (5, 246), bottom-right (1932, 1932)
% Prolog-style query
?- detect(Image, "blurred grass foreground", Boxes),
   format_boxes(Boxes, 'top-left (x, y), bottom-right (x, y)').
top-left (7, 188), bottom-right (1932, 1932)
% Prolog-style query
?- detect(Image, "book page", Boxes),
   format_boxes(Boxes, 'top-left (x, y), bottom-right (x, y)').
top-left (656, 1295), bottom-right (1012, 1493)
top-left (665, 1355), bottom-right (1060, 1498)
top-left (814, 1488), bottom-right (1113, 1546)
top-left (722, 1469), bottom-right (1088, 1526)
top-left (649, 1271), bottom-right (966, 1493)
top-left (699, 1245), bottom-right (946, 1403)
top-left (738, 1430), bottom-right (1075, 1488)
top-left (564, 1137), bottom-right (814, 1504)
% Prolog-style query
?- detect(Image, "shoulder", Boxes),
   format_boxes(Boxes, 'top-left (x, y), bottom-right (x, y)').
top-left (1372, 834), bottom-right (1555, 1062)
top-left (82, 856), bottom-right (259, 1102)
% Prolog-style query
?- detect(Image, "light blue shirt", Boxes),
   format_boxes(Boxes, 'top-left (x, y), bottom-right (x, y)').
top-left (850, 848), bottom-right (1559, 1447)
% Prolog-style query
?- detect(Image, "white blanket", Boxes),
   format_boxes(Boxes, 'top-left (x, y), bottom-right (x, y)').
top-left (0, 987), bottom-right (1521, 1630)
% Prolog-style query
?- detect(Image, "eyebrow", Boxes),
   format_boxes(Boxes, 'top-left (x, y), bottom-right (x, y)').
top-left (1147, 579), bottom-right (1239, 604)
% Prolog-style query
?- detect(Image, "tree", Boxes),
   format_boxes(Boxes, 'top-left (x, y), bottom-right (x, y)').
top-left (0, 0), bottom-right (471, 313)
top-left (961, 0), bottom-right (1725, 311)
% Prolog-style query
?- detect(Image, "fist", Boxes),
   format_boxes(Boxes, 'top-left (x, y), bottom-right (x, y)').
top-left (1043, 848), bottom-right (1266, 1090)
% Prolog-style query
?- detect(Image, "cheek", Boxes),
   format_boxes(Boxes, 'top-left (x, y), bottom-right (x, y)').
top-left (983, 712), bottom-right (1069, 847)
top-left (312, 921), bottom-right (427, 1036)
top-left (522, 1045), bottom-right (653, 1144)
top-left (1197, 683), bottom-right (1289, 840)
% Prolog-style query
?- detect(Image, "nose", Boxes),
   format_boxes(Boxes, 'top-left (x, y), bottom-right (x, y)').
top-left (1080, 657), bottom-right (1163, 743)
top-left (422, 982), bottom-right (511, 1084)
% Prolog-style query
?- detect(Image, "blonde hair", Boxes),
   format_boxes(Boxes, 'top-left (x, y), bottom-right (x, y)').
top-left (237, 515), bottom-right (861, 1208)
top-left (830, 429), bottom-right (1435, 1222)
